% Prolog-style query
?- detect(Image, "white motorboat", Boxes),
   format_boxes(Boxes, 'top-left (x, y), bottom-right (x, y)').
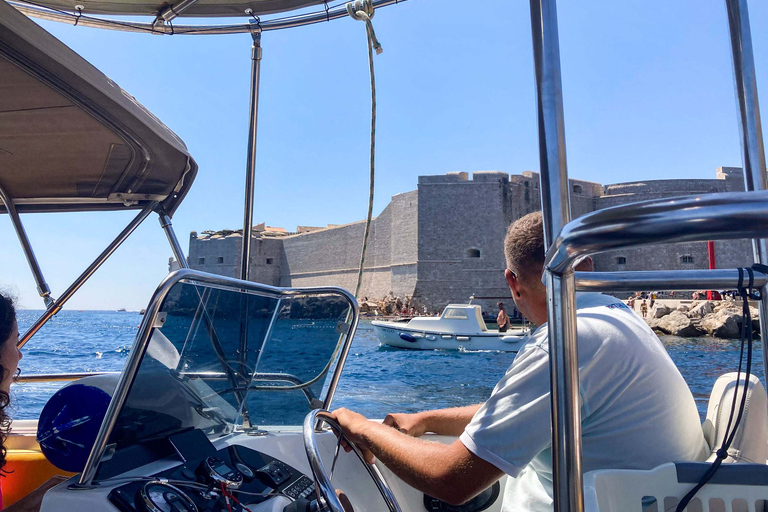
top-left (4, 0), bottom-right (768, 511)
top-left (371, 305), bottom-right (529, 351)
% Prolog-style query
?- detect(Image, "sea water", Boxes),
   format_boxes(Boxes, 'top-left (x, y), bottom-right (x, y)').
top-left (12, 309), bottom-right (764, 421)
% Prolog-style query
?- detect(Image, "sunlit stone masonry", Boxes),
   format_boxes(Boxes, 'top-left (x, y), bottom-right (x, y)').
top-left (188, 167), bottom-right (754, 316)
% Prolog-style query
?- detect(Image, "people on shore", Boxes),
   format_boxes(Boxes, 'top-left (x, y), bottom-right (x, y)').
top-left (641, 299), bottom-right (648, 318)
top-left (329, 211), bottom-right (706, 510)
top-left (496, 302), bottom-right (510, 333)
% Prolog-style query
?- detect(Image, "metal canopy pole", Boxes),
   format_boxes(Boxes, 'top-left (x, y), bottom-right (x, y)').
top-left (0, 182), bottom-right (53, 307)
top-left (18, 203), bottom-right (157, 349)
top-left (241, 24), bottom-right (262, 275)
top-left (11, 0), bottom-right (403, 35)
top-left (159, 213), bottom-right (190, 269)
top-left (529, 0), bottom-right (583, 511)
top-left (241, 23), bottom-right (262, 282)
top-left (236, 24), bottom-right (263, 430)
top-left (725, 0), bottom-right (768, 387)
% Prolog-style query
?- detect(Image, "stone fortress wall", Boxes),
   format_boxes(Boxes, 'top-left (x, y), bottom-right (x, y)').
top-left (188, 167), bottom-right (754, 314)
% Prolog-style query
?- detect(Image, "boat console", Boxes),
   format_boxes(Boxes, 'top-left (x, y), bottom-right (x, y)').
top-left (106, 430), bottom-right (316, 512)
top-left (33, 271), bottom-right (367, 512)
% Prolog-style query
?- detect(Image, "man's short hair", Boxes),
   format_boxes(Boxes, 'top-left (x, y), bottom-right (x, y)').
top-left (504, 211), bottom-right (545, 282)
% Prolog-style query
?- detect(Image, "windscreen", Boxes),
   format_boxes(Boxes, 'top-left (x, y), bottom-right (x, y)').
top-left (106, 279), bottom-right (354, 451)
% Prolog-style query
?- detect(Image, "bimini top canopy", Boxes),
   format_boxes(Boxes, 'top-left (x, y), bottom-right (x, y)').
top-left (12, 0), bottom-right (325, 17)
top-left (0, 0), bottom-right (197, 215)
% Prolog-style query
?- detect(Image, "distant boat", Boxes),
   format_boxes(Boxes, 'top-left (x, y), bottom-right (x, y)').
top-left (117, 308), bottom-right (127, 312)
top-left (372, 304), bottom-right (529, 351)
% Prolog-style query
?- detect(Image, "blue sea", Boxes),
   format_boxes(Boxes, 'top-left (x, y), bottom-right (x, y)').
top-left (13, 309), bottom-right (765, 422)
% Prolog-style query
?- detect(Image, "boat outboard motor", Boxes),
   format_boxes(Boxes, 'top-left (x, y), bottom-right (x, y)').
top-left (36, 374), bottom-right (118, 472)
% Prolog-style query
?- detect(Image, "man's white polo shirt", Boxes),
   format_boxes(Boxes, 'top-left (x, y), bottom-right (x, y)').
top-left (460, 293), bottom-right (708, 512)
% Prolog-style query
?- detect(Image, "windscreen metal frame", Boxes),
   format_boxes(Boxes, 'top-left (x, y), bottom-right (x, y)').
top-left (75, 268), bottom-right (359, 488)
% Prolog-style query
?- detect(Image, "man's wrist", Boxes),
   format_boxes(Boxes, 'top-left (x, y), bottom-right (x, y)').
top-left (417, 410), bottom-right (434, 434)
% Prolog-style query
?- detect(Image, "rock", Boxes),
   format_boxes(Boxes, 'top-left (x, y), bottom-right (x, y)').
top-left (687, 301), bottom-right (714, 319)
top-left (656, 311), bottom-right (704, 337)
top-left (651, 304), bottom-right (672, 318)
top-left (676, 305), bottom-right (690, 313)
top-left (700, 310), bottom-right (742, 339)
top-left (714, 301), bottom-right (734, 313)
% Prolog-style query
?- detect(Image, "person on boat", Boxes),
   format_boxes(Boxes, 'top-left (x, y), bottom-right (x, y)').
top-left (496, 302), bottom-right (510, 333)
top-left (0, 293), bottom-right (65, 512)
top-left (330, 211), bottom-right (707, 511)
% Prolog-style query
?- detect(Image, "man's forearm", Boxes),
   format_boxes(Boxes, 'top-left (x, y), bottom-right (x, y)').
top-left (359, 420), bottom-right (500, 505)
top-left (418, 404), bottom-right (483, 436)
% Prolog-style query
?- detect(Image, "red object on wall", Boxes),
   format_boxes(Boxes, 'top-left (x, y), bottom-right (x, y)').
top-left (707, 241), bottom-right (716, 300)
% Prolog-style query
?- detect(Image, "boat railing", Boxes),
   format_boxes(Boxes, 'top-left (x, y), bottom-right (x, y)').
top-left (16, 370), bottom-right (320, 404)
top-left (529, 0), bottom-right (766, 510)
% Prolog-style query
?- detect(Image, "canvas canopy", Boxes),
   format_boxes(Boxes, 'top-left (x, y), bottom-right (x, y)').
top-left (11, 0), bottom-right (325, 17)
top-left (0, 0), bottom-right (197, 215)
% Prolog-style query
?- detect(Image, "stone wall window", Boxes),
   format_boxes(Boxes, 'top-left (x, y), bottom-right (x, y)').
top-left (266, 257), bottom-right (274, 264)
top-left (680, 255), bottom-right (694, 264)
top-left (198, 257), bottom-right (205, 264)
top-left (573, 184), bottom-right (583, 194)
top-left (217, 257), bottom-right (224, 264)
top-left (466, 249), bottom-right (481, 258)
top-left (615, 256), bottom-right (627, 265)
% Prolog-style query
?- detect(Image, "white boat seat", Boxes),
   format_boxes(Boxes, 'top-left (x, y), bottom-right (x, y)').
top-left (584, 461), bottom-right (768, 511)
top-left (702, 373), bottom-right (767, 464)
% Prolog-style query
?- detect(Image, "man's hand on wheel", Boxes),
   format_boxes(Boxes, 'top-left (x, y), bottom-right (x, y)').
top-left (383, 412), bottom-right (427, 437)
top-left (329, 408), bottom-right (377, 464)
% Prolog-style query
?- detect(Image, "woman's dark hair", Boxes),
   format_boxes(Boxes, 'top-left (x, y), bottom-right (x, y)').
top-left (0, 292), bottom-right (16, 472)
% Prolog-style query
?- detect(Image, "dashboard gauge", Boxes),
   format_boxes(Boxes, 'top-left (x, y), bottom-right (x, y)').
top-left (235, 462), bottom-right (254, 479)
top-left (140, 481), bottom-right (198, 512)
top-left (204, 456), bottom-right (243, 489)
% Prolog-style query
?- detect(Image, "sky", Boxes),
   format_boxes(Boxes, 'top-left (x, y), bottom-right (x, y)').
top-left (1, 0), bottom-right (767, 311)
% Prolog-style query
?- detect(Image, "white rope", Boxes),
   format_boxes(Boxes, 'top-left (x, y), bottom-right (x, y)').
top-left (347, 0), bottom-right (383, 299)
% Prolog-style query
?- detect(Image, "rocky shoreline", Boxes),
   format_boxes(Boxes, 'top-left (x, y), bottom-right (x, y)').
top-left (640, 300), bottom-right (759, 339)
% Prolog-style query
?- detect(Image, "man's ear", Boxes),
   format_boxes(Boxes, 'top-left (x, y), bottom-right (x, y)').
top-left (505, 269), bottom-right (521, 297)
top-left (575, 256), bottom-right (594, 272)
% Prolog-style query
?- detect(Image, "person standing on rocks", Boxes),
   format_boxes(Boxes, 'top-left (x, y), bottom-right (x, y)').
top-left (641, 299), bottom-right (648, 318)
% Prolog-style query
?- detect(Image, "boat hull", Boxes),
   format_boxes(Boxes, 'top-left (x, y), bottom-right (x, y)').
top-left (372, 322), bottom-right (527, 351)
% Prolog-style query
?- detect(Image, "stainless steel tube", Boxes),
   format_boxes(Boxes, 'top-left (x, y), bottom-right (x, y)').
top-left (19, 203), bottom-right (157, 349)
top-left (0, 182), bottom-right (53, 307)
top-left (575, 269), bottom-right (768, 292)
top-left (546, 191), bottom-right (768, 275)
top-left (544, 270), bottom-right (583, 512)
top-left (240, 27), bottom-right (262, 282)
top-left (10, 0), bottom-right (403, 35)
top-left (529, 0), bottom-right (571, 248)
top-left (76, 268), bottom-right (181, 488)
top-left (159, 213), bottom-right (190, 269)
top-left (725, 0), bottom-right (768, 389)
top-left (16, 371), bottom-right (116, 383)
top-left (322, 308), bottom-right (360, 409)
top-left (529, 0), bottom-right (580, 510)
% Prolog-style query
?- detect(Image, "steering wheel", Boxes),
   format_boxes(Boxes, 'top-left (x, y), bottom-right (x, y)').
top-left (303, 409), bottom-right (402, 512)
